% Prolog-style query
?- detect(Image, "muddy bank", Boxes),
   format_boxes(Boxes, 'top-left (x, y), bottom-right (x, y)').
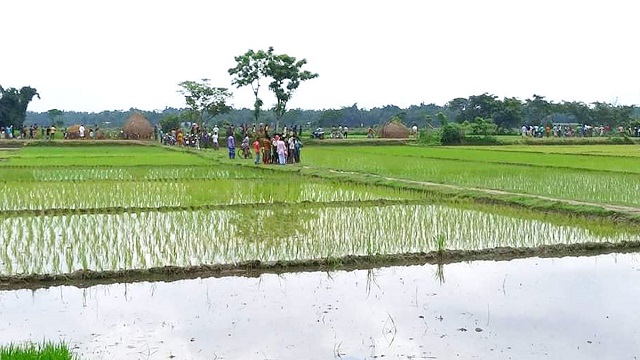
top-left (0, 199), bottom-right (428, 218)
top-left (2, 241), bottom-right (639, 291)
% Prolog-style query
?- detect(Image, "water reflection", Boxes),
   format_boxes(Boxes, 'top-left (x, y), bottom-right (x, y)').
top-left (0, 253), bottom-right (638, 359)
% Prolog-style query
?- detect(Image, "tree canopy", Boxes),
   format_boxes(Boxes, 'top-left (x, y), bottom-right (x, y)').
top-left (228, 48), bottom-right (273, 125)
top-left (265, 52), bottom-right (318, 130)
top-left (0, 85), bottom-right (40, 128)
top-left (229, 47), bottom-right (318, 131)
top-left (177, 79), bottom-right (232, 125)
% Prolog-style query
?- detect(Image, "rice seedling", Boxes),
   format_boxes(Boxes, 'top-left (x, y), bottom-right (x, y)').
top-left (436, 234), bottom-right (446, 254)
top-left (2, 204), bottom-right (638, 276)
top-left (319, 145), bottom-right (640, 173)
top-left (302, 146), bottom-right (640, 207)
top-left (0, 177), bottom-right (428, 212)
top-left (0, 341), bottom-right (78, 360)
top-left (1, 145), bottom-right (209, 167)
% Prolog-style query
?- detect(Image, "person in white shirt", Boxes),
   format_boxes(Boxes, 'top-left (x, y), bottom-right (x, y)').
top-left (276, 135), bottom-right (286, 165)
top-left (212, 132), bottom-right (219, 150)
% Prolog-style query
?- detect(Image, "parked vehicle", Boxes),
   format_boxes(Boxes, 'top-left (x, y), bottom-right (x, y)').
top-left (311, 128), bottom-right (325, 139)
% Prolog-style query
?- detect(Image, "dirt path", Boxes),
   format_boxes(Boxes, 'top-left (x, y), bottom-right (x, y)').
top-left (318, 168), bottom-right (640, 216)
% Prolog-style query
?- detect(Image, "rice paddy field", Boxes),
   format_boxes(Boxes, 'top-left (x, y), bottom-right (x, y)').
top-left (1, 142), bottom-right (639, 359)
top-left (300, 145), bottom-right (640, 207)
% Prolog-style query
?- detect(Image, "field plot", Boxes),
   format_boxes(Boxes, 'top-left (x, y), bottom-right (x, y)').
top-left (1, 204), bottom-right (638, 276)
top-left (2, 143), bottom-right (640, 360)
top-left (302, 145), bottom-right (640, 207)
top-left (0, 178), bottom-right (425, 212)
top-left (2, 144), bottom-right (639, 280)
top-left (465, 144), bottom-right (640, 157)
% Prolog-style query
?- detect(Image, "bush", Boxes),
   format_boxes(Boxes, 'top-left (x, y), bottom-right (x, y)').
top-left (462, 135), bottom-right (502, 145)
top-left (440, 123), bottom-right (464, 145)
top-left (417, 129), bottom-right (441, 145)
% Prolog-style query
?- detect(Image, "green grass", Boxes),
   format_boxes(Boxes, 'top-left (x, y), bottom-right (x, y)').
top-left (300, 145), bottom-right (640, 207)
top-left (0, 341), bottom-right (77, 360)
top-left (459, 144), bottom-right (640, 156)
top-left (0, 146), bottom-right (210, 167)
top-left (494, 135), bottom-right (638, 145)
top-left (313, 145), bottom-right (640, 173)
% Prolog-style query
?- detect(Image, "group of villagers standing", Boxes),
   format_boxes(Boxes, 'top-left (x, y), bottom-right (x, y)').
top-left (225, 124), bottom-right (302, 165)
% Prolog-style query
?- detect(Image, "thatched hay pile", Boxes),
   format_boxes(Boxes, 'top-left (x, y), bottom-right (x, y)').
top-left (377, 120), bottom-right (410, 138)
top-left (122, 113), bottom-right (153, 140)
top-left (65, 125), bottom-right (83, 139)
top-left (64, 125), bottom-right (105, 139)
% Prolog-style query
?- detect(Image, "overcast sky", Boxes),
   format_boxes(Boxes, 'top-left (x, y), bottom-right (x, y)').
top-left (2, 0), bottom-right (639, 113)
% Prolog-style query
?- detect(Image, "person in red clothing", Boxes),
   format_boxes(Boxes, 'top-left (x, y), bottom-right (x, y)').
top-left (253, 138), bottom-right (261, 164)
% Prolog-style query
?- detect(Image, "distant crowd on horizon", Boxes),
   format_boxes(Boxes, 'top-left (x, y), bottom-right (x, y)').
top-left (520, 124), bottom-right (640, 138)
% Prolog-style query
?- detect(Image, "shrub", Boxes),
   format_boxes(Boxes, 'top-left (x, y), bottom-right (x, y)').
top-left (462, 135), bottom-right (502, 145)
top-left (440, 123), bottom-right (464, 145)
top-left (417, 129), bottom-right (441, 145)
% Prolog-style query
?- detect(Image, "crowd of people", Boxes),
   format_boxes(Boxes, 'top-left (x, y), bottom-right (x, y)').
top-left (0, 124), bottom-right (59, 140)
top-left (521, 124), bottom-right (640, 138)
top-left (158, 123), bottom-right (304, 165)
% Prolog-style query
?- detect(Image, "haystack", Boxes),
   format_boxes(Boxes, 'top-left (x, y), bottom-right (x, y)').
top-left (122, 113), bottom-right (153, 140)
top-left (377, 120), bottom-right (410, 138)
top-left (64, 125), bottom-right (104, 139)
top-left (65, 125), bottom-right (82, 139)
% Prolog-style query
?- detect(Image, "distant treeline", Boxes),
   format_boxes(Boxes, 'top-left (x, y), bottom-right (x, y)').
top-left (25, 94), bottom-right (640, 131)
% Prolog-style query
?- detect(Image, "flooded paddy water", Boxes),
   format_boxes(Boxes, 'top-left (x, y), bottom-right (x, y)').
top-left (1, 253), bottom-right (638, 359)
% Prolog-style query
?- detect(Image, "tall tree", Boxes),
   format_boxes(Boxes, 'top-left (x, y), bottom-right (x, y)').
top-left (228, 47), bottom-right (274, 125)
top-left (265, 51), bottom-right (318, 131)
top-left (466, 93), bottom-right (499, 121)
top-left (558, 101), bottom-right (591, 124)
top-left (446, 97), bottom-right (469, 122)
top-left (524, 94), bottom-right (552, 124)
top-left (317, 109), bottom-right (343, 128)
top-left (340, 103), bottom-right (363, 128)
top-left (591, 102), bottom-right (634, 127)
top-left (493, 97), bottom-right (524, 130)
top-left (0, 85), bottom-right (40, 128)
top-left (159, 114), bottom-right (181, 133)
top-left (47, 109), bottom-right (63, 126)
top-left (177, 79), bottom-right (232, 125)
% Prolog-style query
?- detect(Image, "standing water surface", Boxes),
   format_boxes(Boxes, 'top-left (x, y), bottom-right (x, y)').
top-left (0, 253), bottom-right (638, 359)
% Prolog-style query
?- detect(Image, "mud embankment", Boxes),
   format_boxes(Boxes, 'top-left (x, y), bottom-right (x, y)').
top-left (2, 241), bottom-right (639, 291)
